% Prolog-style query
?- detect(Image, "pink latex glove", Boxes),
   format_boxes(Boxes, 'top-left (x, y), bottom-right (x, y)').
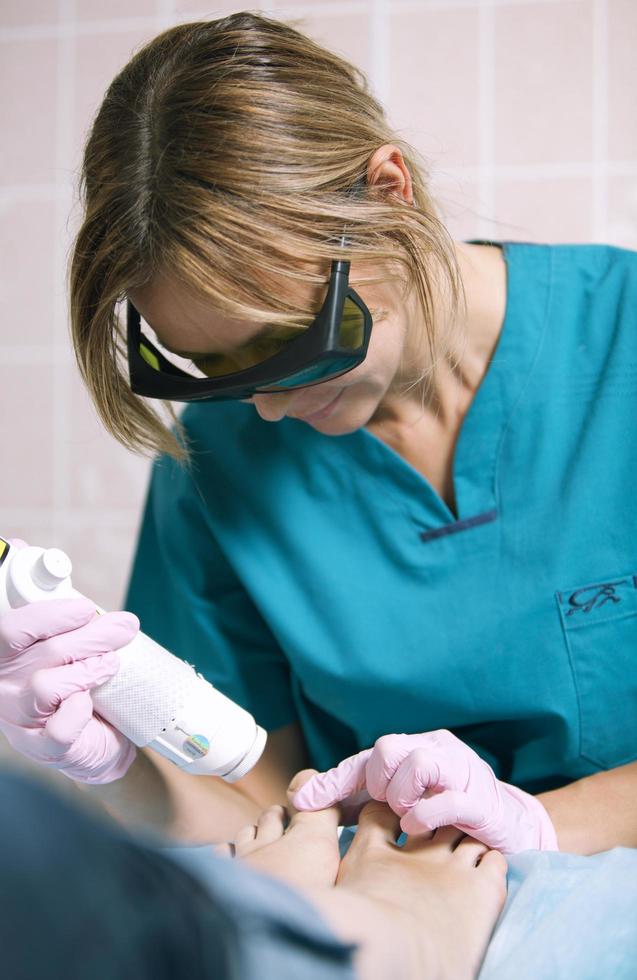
top-left (0, 541), bottom-right (139, 783)
top-left (293, 730), bottom-right (559, 854)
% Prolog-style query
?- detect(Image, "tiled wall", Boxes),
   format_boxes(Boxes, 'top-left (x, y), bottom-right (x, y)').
top-left (2, 0), bottom-right (637, 611)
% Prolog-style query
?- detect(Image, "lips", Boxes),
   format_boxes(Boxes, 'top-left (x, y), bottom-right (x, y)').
top-left (295, 390), bottom-right (344, 423)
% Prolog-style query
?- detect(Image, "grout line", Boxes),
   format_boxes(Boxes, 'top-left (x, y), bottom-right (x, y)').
top-left (369, 0), bottom-right (390, 106)
top-left (51, 0), bottom-right (77, 543)
top-left (3, 509), bottom-right (147, 525)
top-left (0, 347), bottom-right (75, 362)
top-left (477, 0), bottom-right (495, 237)
top-left (435, 161), bottom-right (637, 180)
top-left (155, 0), bottom-right (180, 29)
top-left (155, 0), bottom-right (176, 19)
top-left (0, 16), bottom-right (166, 42)
top-left (591, 0), bottom-right (609, 240)
top-left (427, 162), bottom-right (637, 183)
top-left (265, 1), bottom-right (368, 19)
top-left (0, 0), bottom-right (587, 39)
top-left (375, 0), bottom-right (584, 8)
top-left (0, 183), bottom-right (64, 203)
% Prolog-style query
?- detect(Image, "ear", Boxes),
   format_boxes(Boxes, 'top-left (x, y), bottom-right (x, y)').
top-left (366, 144), bottom-right (414, 206)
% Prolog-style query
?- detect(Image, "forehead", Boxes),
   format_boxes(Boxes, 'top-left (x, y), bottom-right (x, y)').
top-left (129, 275), bottom-right (251, 353)
top-left (128, 266), bottom-right (327, 355)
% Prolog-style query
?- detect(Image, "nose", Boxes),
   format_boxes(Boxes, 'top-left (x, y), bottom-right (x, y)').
top-left (251, 391), bottom-right (296, 422)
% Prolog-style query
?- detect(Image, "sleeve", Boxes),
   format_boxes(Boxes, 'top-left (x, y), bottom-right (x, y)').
top-left (165, 845), bottom-right (358, 980)
top-left (0, 768), bottom-right (357, 980)
top-left (124, 452), bottom-right (298, 732)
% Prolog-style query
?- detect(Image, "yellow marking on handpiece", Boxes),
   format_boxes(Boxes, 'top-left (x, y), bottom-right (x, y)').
top-left (0, 539), bottom-right (8, 569)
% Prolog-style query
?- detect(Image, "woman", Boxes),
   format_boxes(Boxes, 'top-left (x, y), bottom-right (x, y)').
top-left (1, 11), bottom-right (636, 857)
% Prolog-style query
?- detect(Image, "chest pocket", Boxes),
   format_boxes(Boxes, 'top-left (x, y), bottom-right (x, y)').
top-left (556, 573), bottom-right (637, 768)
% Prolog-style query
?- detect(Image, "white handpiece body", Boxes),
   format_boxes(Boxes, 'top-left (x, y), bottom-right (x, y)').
top-left (0, 540), bottom-right (267, 780)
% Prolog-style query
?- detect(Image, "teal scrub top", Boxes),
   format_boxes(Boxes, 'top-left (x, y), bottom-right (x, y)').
top-left (125, 240), bottom-right (637, 794)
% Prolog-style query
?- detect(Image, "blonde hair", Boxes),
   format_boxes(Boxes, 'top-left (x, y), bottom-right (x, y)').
top-left (69, 10), bottom-right (464, 461)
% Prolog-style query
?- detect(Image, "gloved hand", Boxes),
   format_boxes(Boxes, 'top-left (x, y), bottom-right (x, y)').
top-left (0, 541), bottom-right (139, 783)
top-left (292, 729), bottom-right (559, 854)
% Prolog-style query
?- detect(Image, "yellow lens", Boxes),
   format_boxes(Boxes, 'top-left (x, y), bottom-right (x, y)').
top-left (192, 325), bottom-right (307, 378)
top-left (190, 300), bottom-right (364, 379)
top-left (338, 297), bottom-right (365, 350)
top-left (139, 343), bottom-right (161, 371)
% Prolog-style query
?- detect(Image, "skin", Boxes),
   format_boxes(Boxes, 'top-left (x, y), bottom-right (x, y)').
top-left (225, 770), bottom-right (508, 980)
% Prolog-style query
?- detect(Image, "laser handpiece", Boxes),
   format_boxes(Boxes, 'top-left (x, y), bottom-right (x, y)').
top-left (0, 537), bottom-right (267, 781)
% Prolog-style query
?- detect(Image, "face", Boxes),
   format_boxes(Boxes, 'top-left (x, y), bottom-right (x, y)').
top-left (128, 263), bottom-right (412, 435)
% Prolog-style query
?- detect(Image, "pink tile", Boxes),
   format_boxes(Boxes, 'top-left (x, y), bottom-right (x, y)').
top-left (71, 26), bottom-right (159, 174)
top-left (0, 520), bottom-right (54, 550)
top-left (0, 1), bottom-right (57, 28)
top-left (284, 10), bottom-right (372, 77)
top-left (0, 364), bottom-right (55, 508)
top-left (494, 177), bottom-right (594, 243)
top-left (607, 176), bottom-right (637, 249)
top-left (429, 177), bottom-right (486, 244)
top-left (277, 1), bottom-right (350, 5)
top-left (66, 365), bottom-right (151, 511)
top-left (64, 519), bottom-right (145, 611)
top-left (389, 6), bottom-right (480, 168)
top-left (494, 2), bottom-right (594, 165)
top-left (0, 198), bottom-right (57, 346)
top-left (76, 0), bottom-right (157, 19)
top-left (0, 38), bottom-right (58, 185)
top-left (608, 0), bottom-right (637, 161)
top-left (174, 1), bottom-right (253, 16)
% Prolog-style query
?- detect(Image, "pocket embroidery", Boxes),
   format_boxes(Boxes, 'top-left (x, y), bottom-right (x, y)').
top-left (557, 576), bottom-right (637, 626)
top-left (556, 572), bottom-right (637, 769)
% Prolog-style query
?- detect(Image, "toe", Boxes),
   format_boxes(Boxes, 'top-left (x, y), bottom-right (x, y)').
top-left (452, 836), bottom-right (490, 867)
top-left (256, 804), bottom-right (287, 845)
top-left (478, 848), bottom-right (509, 877)
top-left (402, 824), bottom-right (463, 856)
top-left (287, 769), bottom-right (321, 808)
top-left (288, 768), bottom-right (341, 834)
top-left (354, 800), bottom-right (402, 846)
top-left (289, 802), bottom-right (340, 835)
top-left (234, 823), bottom-right (258, 855)
top-left (475, 850), bottom-right (509, 909)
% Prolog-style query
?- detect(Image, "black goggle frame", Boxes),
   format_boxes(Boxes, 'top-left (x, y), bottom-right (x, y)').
top-left (127, 256), bottom-right (373, 403)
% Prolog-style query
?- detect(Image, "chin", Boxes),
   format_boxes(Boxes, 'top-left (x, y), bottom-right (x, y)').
top-left (305, 402), bottom-right (377, 436)
top-left (306, 417), bottom-right (358, 435)
top-left (291, 382), bottom-right (382, 434)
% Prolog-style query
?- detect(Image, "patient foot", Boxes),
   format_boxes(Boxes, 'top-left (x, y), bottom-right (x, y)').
top-left (337, 803), bottom-right (507, 980)
top-left (233, 769), bottom-right (341, 889)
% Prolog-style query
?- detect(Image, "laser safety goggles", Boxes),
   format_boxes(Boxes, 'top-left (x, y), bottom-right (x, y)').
top-left (126, 237), bottom-right (373, 403)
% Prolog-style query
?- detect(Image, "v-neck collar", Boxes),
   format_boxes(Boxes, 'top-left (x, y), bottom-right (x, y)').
top-left (344, 240), bottom-right (554, 532)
